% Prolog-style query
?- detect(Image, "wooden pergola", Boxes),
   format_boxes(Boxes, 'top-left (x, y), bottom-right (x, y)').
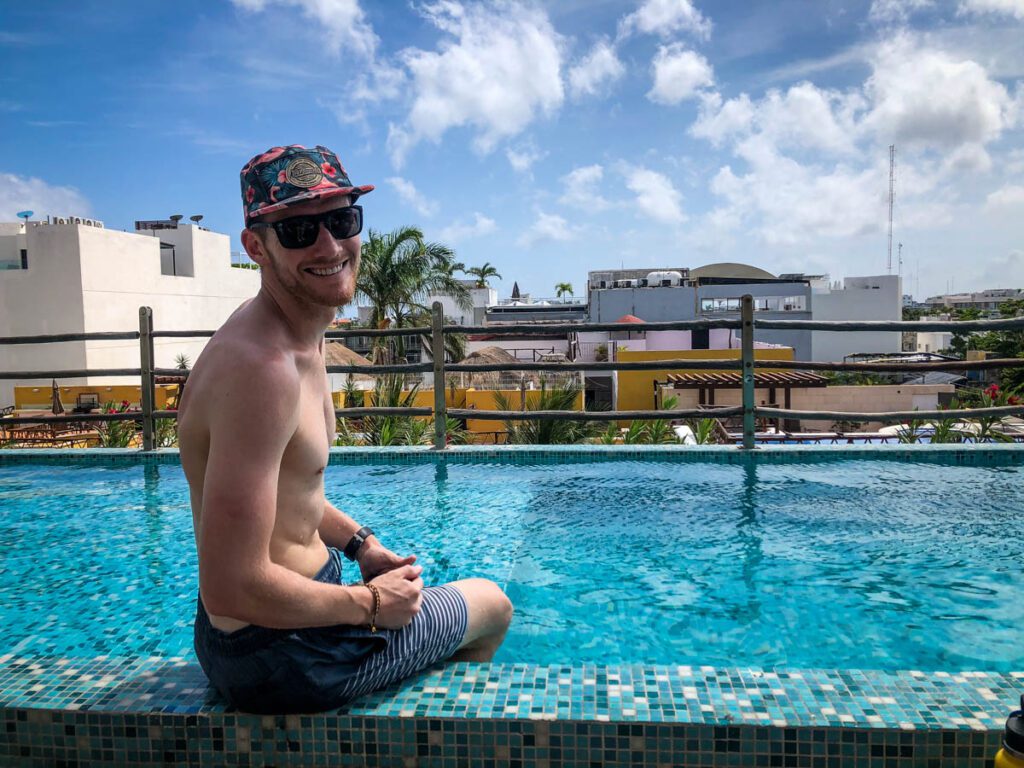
top-left (662, 370), bottom-right (830, 431)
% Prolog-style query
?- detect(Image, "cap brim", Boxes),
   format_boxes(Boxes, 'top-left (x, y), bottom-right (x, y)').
top-left (248, 184), bottom-right (375, 221)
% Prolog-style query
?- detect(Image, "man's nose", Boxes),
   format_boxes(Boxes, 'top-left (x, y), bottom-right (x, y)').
top-left (315, 222), bottom-right (342, 250)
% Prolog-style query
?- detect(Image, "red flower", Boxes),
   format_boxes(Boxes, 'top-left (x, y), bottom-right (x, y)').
top-left (1010, 396), bottom-right (1021, 406)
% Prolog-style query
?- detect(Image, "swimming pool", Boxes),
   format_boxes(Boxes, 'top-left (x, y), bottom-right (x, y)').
top-left (1, 448), bottom-right (1023, 670)
top-left (2, 445), bottom-right (1023, 767)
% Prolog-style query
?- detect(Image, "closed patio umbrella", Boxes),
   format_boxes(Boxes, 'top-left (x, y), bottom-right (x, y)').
top-left (51, 379), bottom-right (65, 415)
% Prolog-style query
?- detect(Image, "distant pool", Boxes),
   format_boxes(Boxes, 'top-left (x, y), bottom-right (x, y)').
top-left (1, 448), bottom-right (1023, 672)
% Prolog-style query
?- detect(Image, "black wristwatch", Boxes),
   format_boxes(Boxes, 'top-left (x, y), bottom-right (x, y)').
top-left (343, 526), bottom-right (375, 561)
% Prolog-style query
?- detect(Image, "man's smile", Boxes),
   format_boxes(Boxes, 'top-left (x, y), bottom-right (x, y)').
top-left (305, 259), bottom-right (350, 277)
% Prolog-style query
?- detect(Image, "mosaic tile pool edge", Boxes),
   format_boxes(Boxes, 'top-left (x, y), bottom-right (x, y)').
top-left (1, 655), bottom-right (1019, 766)
top-left (2, 443), bottom-right (1023, 468)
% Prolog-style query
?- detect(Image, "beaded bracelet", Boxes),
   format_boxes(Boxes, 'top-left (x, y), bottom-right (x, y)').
top-left (363, 583), bottom-right (381, 633)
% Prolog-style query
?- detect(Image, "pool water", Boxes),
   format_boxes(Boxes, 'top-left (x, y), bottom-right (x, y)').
top-left (1, 455), bottom-right (1022, 671)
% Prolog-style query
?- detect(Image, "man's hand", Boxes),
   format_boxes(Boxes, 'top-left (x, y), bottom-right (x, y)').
top-left (358, 540), bottom-right (417, 582)
top-left (368, 564), bottom-right (423, 629)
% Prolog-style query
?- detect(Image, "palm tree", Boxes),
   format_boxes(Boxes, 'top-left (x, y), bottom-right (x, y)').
top-left (357, 227), bottom-right (471, 361)
top-left (555, 282), bottom-right (573, 302)
top-left (493, 379), bottom-right (600, 444)
top-left (466, 262), bottom-right (501, 288)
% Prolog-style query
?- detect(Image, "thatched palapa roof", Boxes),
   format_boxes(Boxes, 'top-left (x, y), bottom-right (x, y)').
top-left (458, 346), bottom-right (578, 390)
top-left (324, 342), bottom-right (375, 383)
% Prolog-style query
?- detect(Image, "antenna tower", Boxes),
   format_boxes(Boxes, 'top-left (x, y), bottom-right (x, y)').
top-left (887, 145), bottom-right (895, 274)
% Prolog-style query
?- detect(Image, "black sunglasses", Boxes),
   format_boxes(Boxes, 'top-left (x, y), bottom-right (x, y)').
top-left (249, 205), bottom-right (363, 249)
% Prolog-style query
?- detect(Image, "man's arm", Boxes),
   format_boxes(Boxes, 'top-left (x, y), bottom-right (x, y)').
top-left (197, 354), bottom-right (374, 629)
top-left (318, 501), bottom-right (374, 551)
top-left (319, 501), bottom-right (417, 581)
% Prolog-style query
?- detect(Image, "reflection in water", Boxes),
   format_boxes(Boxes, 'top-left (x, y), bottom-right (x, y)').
top-left (427, 458), bottom-right (454, 575)
top-left (434, 458), bottom-right (448, 487)
top-left (142, 464), bottom-right (168, 584)
top-left (143, 463), bottom-right (160, 504)
top-left (735, 458), bottom-right (763, 624)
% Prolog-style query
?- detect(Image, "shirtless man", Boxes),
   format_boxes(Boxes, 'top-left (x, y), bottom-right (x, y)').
top-left (178, 144), bottom-right (512, 714)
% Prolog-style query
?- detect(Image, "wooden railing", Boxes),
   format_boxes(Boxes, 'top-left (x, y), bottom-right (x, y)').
top-left (2, 298), bottom-right (1023, 450)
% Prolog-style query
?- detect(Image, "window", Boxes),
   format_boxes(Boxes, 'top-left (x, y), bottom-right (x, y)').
top-left (20, 249), bottom-right (27, 269)
top-left (160, 243), bottom-right (181, 275)
top-left (702, 295), bottom-right (806, 312)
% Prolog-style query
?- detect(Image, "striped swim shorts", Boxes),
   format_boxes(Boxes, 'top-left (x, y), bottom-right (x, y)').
top-left (194, 547), bottom-right (469, 713)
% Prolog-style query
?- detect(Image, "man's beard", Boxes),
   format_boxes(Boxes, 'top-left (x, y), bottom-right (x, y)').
top-left (264, 251), bottom-right (355, 309)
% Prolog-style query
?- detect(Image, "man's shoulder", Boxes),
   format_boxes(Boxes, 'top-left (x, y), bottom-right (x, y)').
top-left (195, 333), bottom-right (301, 404)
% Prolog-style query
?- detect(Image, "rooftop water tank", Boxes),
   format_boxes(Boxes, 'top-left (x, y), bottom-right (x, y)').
top-left (647, 270), bottom-right (683, 287)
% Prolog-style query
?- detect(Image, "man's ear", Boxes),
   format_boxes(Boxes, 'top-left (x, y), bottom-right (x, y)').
top-left (241, 227), bottom-right (269, 267)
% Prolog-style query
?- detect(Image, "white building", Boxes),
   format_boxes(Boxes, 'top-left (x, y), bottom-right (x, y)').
top-left (916, 331), bottom-right (953, 354)
top-left (427, 280), bottom-right (494, 326)
top-left (355, 280), bottom-right (494, 327)
top-left (0, 218), bottom-right (260, 408)
top-left (809, 275), bottom-right (902, 361)
top-left (923, 288), bottom-right (1023, 312)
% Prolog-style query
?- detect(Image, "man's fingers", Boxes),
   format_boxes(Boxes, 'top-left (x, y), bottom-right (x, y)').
top-left (400, 564), bottom-right (423, 580)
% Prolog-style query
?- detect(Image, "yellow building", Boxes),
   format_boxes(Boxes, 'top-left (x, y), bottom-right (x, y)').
top-left (615, 347), bottom-right (795, 415)
top-left (14, 383), bottom-right (179, 411)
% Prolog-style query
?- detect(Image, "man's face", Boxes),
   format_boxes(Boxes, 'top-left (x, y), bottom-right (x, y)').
top-left (243, 195), bottom-right (361, 309)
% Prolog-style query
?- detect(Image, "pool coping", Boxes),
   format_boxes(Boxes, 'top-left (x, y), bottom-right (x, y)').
top-left (2, 442), bottom-right (1023, 466)
top-left (3, 445), bottom-right (1022, 765)
top-left (1, 655), bottom-right (1018, 766)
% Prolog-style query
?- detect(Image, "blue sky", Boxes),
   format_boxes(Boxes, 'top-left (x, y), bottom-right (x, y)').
top-left (1, 0), bottom-right (1022, 304)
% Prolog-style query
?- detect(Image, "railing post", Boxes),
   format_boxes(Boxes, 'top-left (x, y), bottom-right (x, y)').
top-left (431, 301), bottom-right (447, 450)
top-left (741, 295), bottom-right (756, 450)
top-left (139, 306), bottom-right (156, 451)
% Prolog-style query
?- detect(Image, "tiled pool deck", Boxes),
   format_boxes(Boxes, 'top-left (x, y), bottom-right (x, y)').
top-left (2, 445), bottom-right (1022, 767)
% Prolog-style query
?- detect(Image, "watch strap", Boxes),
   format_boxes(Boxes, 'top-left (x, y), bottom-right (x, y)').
top-left (343, 526), bottom-right (374, 561)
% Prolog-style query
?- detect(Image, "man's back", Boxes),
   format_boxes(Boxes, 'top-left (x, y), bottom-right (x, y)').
top-left (178, 297), bottom-right (336, 631)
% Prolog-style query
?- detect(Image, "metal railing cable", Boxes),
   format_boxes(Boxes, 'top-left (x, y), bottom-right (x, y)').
top-left (1, 298), bottom-right (1022, 450)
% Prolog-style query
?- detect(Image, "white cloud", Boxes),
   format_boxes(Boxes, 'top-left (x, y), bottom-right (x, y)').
top-left (387, 1), bottom-right (564, 167)
top-left (869, 0), bottom-right (933, 24)
top-left (862, 34), bottom-right (1014, 150)
top-left (647, 44), bottom-right (713, 105)
top-left (506, 142), bottom-right (546, 174)
top-left (959, 0), bottom-right (1024, 19)
top-left (691, 92), bottom-right (756, 146)
top-left (693, 83), bottom-right (861, 155)
top-left (623, 167), bottom-right (685, 224)
top-left (619, 0), bottom-right (711, 41)
top-left (986, 184), bottom-right (1024, 210)
top-left (230, 0), bottom-right (378, 58)
top-left (386, 177), bottom-right (438, 217)
top-left (977, 249), bottom-right (1024, 287)
top-left (560, 165), bottom-right (612, 211)
top-left (437, 212), bottom-right (497, 243)
top-left (0, 172), bottom-right (91, 221)
top-left (708, 137), bottom-right (887, 245)
top-left (568, 39), bottom-right (625, 99)
top-left (1005, 148), bottom-right (1024, 175)
top-left (517, 211), bottom-right (579, 247)
top-left (690, 33), bottom-right (1019, 245)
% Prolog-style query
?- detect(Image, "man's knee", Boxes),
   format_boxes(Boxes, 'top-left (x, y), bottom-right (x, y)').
top-left (453, 578), bottom-right (513, 632)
